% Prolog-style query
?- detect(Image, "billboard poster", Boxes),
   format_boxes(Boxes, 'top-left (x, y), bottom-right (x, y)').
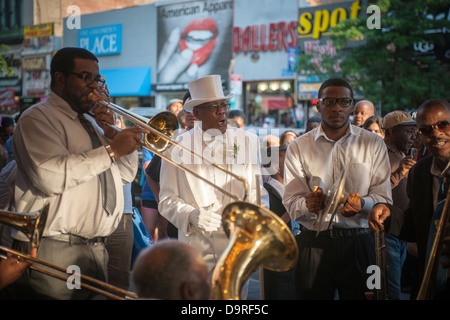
top-left (156, 0), bottom-right (233, 88)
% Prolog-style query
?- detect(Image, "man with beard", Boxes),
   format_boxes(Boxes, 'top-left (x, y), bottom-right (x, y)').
top-left (283, 78), bottom-right (392, 299)
top-left (7, 47), bottom-right (145, 299)
top-left (370, 99), bottom-right (450, 299)
top-left (158, 75), bottom-right (268, 298)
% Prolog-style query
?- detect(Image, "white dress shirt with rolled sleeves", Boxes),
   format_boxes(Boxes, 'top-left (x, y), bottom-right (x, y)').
top-left (12, 91), bottom-right (138, 239)
top-left (283, 124), bottom-right (392, 232)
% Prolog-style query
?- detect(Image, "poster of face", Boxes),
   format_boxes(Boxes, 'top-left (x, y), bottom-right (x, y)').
top-left (157, 0), bottom-right (233, 85)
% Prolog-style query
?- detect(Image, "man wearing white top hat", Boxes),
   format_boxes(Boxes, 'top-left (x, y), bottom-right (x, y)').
top-left (158, 75), bottom-right (269, 283)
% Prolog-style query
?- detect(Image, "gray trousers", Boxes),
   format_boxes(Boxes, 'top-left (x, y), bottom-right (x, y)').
top-left (6, 236), bottom-right (109, 300)
top-left (105, 213), bottom-right (134, 294)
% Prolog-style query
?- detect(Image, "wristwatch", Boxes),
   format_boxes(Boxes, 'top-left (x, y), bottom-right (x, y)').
top-left (105, 145), bottom-right (116, 163)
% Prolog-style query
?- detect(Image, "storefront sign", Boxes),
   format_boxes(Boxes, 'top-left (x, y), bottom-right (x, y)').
top-left (24, 23), bottom-right (54, 39)
top-left (287, 46), bottom-right (298, 71)
top-left (23, 23), bottom-right (55, 54)
top-left (22, 56), bottom-right (47, 70)
top-left (298, 0), bottom-right (362, 40)
top-left (233, 21), bottom-right (297, 54)
top-left (78, 24), bottom-right (122, 56)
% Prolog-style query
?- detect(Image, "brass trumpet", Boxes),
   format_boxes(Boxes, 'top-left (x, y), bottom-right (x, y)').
top-left (92, 99), bottom-right (248, 201)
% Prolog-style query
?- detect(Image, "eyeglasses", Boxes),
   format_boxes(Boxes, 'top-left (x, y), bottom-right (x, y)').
top-left (418, 120), bottom-right (450, 136)
top-left (319, 98), bottom-right (353, 108)
top-left (195, 102), bottom-right (231, 113)
top-left (69, 72), bottom-right (106, 88)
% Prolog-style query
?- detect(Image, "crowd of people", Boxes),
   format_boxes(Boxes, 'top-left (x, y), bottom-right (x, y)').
top-left (0, 46), bottom-right (449, 301)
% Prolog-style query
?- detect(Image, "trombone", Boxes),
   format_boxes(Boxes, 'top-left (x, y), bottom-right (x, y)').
top-left (375, 227), bottom-right (388, 300)
top-left (92, 99), bottom-right (299, 300)
top-left (91, 99), bottom-right (249, 202)
top-left (0, 245), bottom-right (137, 300)
top-left (417, 188), bottom-right (450, 300)
top-left (0, 204), bottom-right (137, 300)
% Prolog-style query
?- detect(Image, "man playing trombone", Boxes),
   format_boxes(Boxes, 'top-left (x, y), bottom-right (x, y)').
top-left (6, 47), bottom-right (146, 300)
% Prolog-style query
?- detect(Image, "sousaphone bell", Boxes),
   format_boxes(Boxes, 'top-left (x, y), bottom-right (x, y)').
top-left (211, 201), bottom-right (299, 300)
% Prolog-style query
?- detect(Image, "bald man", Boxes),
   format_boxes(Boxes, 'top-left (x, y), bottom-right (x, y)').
top-left (353, 100), bottom-right (375, 127)
top-left (132, 239), bottom-right (211, 300)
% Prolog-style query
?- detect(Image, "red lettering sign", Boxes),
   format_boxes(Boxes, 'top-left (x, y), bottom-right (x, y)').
top-left (233, 21), bottom-right (297, 54)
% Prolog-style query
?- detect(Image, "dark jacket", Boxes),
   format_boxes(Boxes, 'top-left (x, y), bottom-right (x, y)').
top-left (388, 155), bottom-right (434, 278)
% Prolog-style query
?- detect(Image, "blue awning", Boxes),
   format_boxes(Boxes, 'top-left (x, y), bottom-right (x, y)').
top-left (100, 66), bottom-right (151, 97)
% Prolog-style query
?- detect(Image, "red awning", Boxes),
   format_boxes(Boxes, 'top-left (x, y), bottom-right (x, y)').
top-left (0, 88), bottom-right (17, 109)
top-left (261, 96), bottom-right (289, 110)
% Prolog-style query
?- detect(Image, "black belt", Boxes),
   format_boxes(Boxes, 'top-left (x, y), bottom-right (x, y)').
top-left (305, 227), bottom-right (370, 238)
top-left (45, 234), bottom-right (107, 245)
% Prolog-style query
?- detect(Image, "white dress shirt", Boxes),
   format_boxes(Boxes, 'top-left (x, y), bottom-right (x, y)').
top-left (283, 123), bottom-right (392, 231)
top-left (12, 91), bottom-right (138, 239)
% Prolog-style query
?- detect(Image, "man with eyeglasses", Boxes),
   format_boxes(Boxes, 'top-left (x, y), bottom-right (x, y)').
top-left (283, 78), bottom-right (392, 299)
top-left (370, 99), bottom-right (450, 299)
top-left (7, 47), bottom-right (147, 300)
top-left (158, 75), bottom-right (268, 298)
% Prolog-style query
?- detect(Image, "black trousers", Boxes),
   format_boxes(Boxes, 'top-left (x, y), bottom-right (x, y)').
top-left (295, 229), bottom-right (376, 300)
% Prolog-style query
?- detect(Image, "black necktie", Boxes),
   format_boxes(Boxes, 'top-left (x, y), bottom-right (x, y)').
top-left (78, 113), bottom-right (116, 216)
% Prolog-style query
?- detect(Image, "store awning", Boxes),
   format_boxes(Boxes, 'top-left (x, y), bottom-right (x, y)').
top-left (100, 66), bottom-right (151, 97)
top-left (261, 96), bottom-right (289, 110)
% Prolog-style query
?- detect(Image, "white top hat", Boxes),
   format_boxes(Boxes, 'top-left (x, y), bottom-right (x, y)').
top-left (183, 75), bottom-right (234, 112)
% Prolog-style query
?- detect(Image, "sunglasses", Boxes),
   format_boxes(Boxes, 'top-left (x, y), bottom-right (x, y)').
top-left (418, 120), bottom-right (450, 136)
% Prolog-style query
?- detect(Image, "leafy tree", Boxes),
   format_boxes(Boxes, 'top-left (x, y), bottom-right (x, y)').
top-left (297, 0), bottom-right (450, 114)
top-left (0, 44), bottom-right (14, 75)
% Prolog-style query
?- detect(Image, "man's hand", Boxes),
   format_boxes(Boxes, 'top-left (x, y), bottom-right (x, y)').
top-left (110, 127), bottom-right (149, 159)
top-left (397, 156), bottom-right (416, 176)
top-left (189, 207), bottom-right (222, 232)
top-left (305, 187), bottom-right (324, 213)
top-left (0, 249), bottom-right (36, 291)
top-left (368, 203), bottom-right (391, 233)
top-left (89, 87), bottom-right (117, 139)
top-left (341, 193), bottom-right (362, 217)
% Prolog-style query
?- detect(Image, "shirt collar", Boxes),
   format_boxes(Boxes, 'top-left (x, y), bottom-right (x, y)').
top-left (193, 122), bottom-right (226, 145)
top-left (314, 121), bottom-right (355, 142)
top-left (47, 91), bottom-right (80, 121)
top-left (431, 157), bottom-right (449, 178)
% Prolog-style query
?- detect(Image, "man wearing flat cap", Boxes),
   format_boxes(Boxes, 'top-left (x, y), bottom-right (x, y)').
top-left (382, 110), bottom-right (417, 300)
top-left (158, 75), bottom-right (269, 296)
